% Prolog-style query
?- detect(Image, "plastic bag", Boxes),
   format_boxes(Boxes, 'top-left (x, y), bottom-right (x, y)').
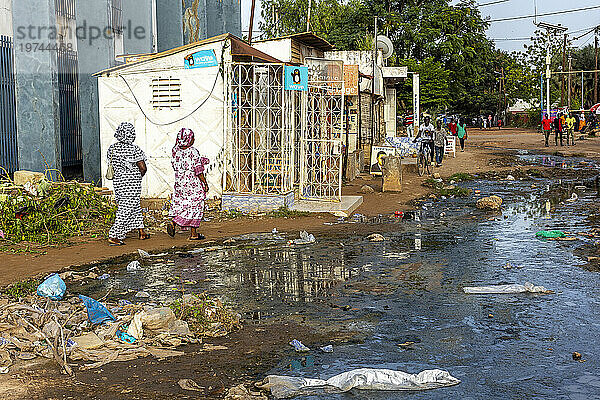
top-left (463, 282), bottom-right (551, 294)
top-left (78, 295), bottom-right (116, 325)
top-left (536, 230), bottom-right (566, 239)
top-left (37, 273), bottom-right (66, 300)
top-left (127, 261), bottom-right (142, 271)
top-left (293, 231), bottom-right (315, 245)
top-left (258, 368), bottom-right (461, 399)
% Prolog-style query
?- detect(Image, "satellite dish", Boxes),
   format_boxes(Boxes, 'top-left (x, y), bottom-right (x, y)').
top-left (376, 35), bottom-right (394, 59)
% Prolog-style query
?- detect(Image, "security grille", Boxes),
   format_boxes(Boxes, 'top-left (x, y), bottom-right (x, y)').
top-left (57, 49), bottom-right (83, 168)
top-left (225, 63), bottom-right (293, 195)
top-left (151, 78), bottom-right (181, 109)
top-left (110, 0), bottom-right (123, 34)
top-left (55, 0), bottom-right (76, 19)
top-left (299, 79), bottom-right (344, 202)
top-left (0, 36), bottom-right (18, 175)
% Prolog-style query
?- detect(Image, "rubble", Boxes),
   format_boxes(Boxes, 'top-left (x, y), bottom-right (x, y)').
top-left (476, 196), bottom-right (503, 210)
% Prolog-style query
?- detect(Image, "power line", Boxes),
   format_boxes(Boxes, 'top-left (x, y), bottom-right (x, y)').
top-left (490, 37), bottom-right (530, 41)
top-left (488, 5), bottom-right (600, 23)
top-left (477, 0), bottom-right (509, 7)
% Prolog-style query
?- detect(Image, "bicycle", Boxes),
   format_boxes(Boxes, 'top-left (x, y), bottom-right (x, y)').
top-left (415, 138), bottom-right (433, 176)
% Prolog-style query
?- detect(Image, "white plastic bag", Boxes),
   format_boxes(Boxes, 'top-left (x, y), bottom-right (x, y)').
top-left (258, 368), bottom-right (460, 399)
top-left (463, 281), bottom-right (551, 294)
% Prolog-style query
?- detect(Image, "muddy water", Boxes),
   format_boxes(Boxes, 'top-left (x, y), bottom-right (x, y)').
top-left (83, 158), bottom-right (600, 399)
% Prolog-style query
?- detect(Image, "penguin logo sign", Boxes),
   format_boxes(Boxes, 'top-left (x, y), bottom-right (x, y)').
top-left (284, 66), bottom-right (308, 91)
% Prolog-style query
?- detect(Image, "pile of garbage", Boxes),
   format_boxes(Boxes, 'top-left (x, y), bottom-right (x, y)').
top-left (0, 273), bottom-right (241, 376)
top-left (0, 173), bottom-right (115, 246)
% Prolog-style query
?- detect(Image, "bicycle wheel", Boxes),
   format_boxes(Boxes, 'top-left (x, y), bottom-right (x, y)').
top-left (425, 153), bottom-right (431, 175)
top-left (418, 154), bottom-right (425, 176)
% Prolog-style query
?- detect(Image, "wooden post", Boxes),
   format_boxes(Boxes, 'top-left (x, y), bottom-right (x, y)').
top-left (248, 0), bottom-right (256, 44)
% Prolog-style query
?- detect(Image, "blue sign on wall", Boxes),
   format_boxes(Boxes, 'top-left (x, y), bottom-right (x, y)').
top-left (284, 66), bottom-right (308, 91)
top-left (184, 50), bottom-right (219, 69)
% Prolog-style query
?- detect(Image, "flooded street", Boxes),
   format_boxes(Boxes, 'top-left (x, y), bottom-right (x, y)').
top-left (80, 155), bottom-right (600, 399)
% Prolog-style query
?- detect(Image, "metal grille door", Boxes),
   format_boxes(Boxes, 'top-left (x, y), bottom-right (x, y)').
top-left (57, 49), bottom-right (83, 168)
top-left (226, 63), bottom-right (293, 195)
top-left (0, 36), bottom-right (18, 176)
top-left (299, 79), bottom-right (344, 202)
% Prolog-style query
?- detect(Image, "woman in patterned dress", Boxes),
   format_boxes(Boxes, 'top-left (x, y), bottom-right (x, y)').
top-left (167, 128), bottom-right (209, 240)
top-left (107, 122), bottom-right (150, 246)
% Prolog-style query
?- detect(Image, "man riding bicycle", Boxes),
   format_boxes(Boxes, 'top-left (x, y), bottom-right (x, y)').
top-left (414, 116), bottom-right (436, 163)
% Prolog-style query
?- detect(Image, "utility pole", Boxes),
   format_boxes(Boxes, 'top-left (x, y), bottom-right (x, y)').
top-left (306, 0), bottom-right (312, 32)
top-left (568, 53), bottom-right (572, 110)
top-left (561, 33), bottom-right (566, 106)
top-left (595, 29), bottom-right (598, 104)
top-left (538, 22), bottom-right (567, 121)
top-left (248, 0), bottom-right (256, 44)
top-left (371, 17), bottom-right (377, 146)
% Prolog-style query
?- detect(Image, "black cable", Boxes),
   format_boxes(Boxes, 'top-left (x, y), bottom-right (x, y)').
top-left (119, 64), bottom-right (222, 127)
top-left (477, 0), bottom-right (509, 7)
top-left (488, 5), bottom-right (600, 23)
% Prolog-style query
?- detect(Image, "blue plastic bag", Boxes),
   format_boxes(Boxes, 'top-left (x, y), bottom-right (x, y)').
top-left (78, 294), bottom-right (116, 325)
top-left (37, 273), bottom-right (66, 300)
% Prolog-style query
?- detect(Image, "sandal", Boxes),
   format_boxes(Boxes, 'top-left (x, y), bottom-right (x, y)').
top-left (139, 232), bottom-right (151, 240)
top-left (167, 222), bottom-right (175, 238)
top-left (188, 234), bottom-right (205, 241)
top-left (108, 238), bottom-right (125, 246)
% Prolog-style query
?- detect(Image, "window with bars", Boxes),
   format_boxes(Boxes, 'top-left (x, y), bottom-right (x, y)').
top-left (55, 0), bottom-right (76, 19)
top-left (110, 0), bottom-right (123, 34)
top-left (151, 78), bottom-right (181, 109)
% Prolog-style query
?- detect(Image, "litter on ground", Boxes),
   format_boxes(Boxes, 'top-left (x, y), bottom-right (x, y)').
top-left (463, 282), bottom-right (552, 294)
top-left (257, 368), bottom-right (461, 398)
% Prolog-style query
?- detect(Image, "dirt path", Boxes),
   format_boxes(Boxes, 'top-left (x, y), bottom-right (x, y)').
top-left (3, 128), bottom-right (599, 287)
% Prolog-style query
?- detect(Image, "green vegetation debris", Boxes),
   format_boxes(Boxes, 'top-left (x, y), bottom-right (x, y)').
top-left (448, 173), bottom-right (475, 182)
top-left (0, 180), bottom-right (116, 247)
top-left (267, 207), bottom-right (309, 218)
top-left (169, 293), bottom-right (241, 336)
top-left (2, 278), bottom-right (40, 300)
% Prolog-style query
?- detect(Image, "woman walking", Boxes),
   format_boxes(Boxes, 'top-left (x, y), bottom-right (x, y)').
top-left (457, 119), bottom-right (468, 151)
top-left (167, 128), bottom-right (210, 241)
top-left (107, 122), bottom-right (150, 246)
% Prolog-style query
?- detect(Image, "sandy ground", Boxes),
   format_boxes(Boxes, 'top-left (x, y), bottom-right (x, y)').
top-left (3, 127), bottom-right (599, 287)
top-left (2, 127), bottom-right (600, 399)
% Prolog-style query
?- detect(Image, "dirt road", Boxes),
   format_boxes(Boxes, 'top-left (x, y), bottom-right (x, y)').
top-left (2, 127), bottom-right (598, 287)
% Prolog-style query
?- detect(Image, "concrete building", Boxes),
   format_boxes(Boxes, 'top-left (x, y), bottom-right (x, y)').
top-left (182, 0), bottom-right (241, 44)
top-left (0, 0), bottom-right (184, 182)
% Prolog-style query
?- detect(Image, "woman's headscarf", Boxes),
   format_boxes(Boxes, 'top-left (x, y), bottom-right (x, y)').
top-left (172, 128), bottom-right (195, 157)
top-left (115, 122), bottom-right (136, 144)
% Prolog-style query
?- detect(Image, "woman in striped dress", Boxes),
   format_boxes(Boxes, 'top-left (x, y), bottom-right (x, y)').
top-left (107, 122), bottom-right (150, 246)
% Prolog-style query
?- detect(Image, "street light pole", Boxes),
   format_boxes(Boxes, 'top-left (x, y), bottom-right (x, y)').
top-left (546, 29), bottom-right (551, 120)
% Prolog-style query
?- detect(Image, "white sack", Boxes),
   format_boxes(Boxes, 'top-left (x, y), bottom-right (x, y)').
top-left (259, 368), bottom-right (460, 399)
top-left (463, 281), bottom-right (551, 294)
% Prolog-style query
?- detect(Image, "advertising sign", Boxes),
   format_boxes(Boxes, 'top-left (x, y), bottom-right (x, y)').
top-left (344, 65), bottom-right (359, 96)
top-left (284, 65), bottom-right (308, 92)
top-left (382, 66), bottom-right (408, 78)
top-left (284, 66), bottom-right (309, 91)
top-left (184, 50), bottom-right (219, 69)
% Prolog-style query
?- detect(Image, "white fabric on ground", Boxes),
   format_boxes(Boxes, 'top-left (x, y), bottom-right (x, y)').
top-left (258, 368), bottom-right (460, 398)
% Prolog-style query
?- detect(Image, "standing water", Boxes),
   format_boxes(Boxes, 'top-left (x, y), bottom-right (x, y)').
top-left (83, 160), bottom-right (600, 399)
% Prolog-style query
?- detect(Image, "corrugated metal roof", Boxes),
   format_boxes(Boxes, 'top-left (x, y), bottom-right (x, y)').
top-left (93, 33), bottom-right (282, 76)
top-left (254, 32), bottom-right (334, 52)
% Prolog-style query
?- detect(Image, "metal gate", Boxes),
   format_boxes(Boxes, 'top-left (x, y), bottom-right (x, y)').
top-left (57, 49), bottom-right (83, 169)
top-left (300, 58), bottom-right (344, 202)
top-left (225, 63), bottom-right (294, 195)
top-left (0, 36), bottom-right (18, 176)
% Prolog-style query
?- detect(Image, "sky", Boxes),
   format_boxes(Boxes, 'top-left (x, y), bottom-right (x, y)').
top-left (241, 0), bottom-right (600, 53)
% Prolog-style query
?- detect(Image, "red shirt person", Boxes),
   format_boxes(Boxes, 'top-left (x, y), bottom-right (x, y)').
top-left (542, 114), bottom-right (552, 147)
top-left (448, 119), bottom-right (457, 136)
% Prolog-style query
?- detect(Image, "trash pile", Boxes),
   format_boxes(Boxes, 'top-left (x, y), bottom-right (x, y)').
top-left (0, 273), bottom-right (241, 376)
top-left (0, 175), bottom-right (115, 246)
